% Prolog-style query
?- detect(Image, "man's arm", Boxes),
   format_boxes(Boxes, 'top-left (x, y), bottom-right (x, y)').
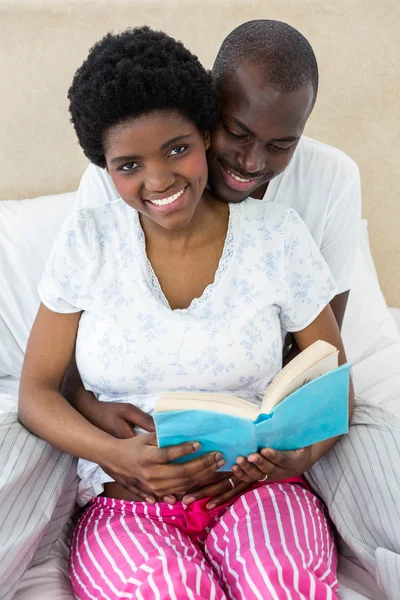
top-left (62, 355), bottom-right (154, 438)
top-left (61, 355), bottom-right (99, 418)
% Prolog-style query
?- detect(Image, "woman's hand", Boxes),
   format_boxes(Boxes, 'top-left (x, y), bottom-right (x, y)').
top-left (104, 433), bottom-right (225, 500)
top-left (231, 447), bottom-right (312, 482)
top-left (182, 447), bottom-right (314, 509)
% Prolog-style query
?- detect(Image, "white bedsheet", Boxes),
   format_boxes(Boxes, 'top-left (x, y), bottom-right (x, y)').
top-left (3, 307), bottom-right (400, 599)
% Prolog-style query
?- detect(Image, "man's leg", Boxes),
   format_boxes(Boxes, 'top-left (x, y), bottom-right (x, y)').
top-left (306, 398), bottom-right (400, 600)
top-left (14, 517), bottom-right (75, 600)
top-left (0, 395), bottom-right (77, 600)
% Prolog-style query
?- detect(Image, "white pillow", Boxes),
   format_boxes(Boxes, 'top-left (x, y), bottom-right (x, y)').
top-left (0, 193), bottom-right (76, 376)
top-left (342, 221), bottom-right (400, 415)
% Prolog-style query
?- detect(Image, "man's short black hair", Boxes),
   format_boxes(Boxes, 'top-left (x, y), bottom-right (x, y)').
top-left (212, 20), bottom-right (318, 107)
top-left (68, 26), bottom-right (219, 167)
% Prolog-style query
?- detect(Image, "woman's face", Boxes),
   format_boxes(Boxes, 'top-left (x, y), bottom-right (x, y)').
top-left (104, 110), bottom-right (210, 231)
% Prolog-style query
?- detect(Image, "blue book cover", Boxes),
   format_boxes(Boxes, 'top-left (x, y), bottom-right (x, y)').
top-left (154, 363), bottom-right (351, 470)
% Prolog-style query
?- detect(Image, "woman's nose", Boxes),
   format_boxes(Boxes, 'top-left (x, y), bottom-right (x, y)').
top-left (144, 165), bottom-right (175, 193)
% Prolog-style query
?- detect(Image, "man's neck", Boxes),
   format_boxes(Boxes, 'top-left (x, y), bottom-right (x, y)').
top-left (251, 181), bottom-right (269, 200)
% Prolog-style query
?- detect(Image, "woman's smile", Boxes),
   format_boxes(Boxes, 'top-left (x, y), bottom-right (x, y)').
top-left (144, 184), bottom-right (189, 213)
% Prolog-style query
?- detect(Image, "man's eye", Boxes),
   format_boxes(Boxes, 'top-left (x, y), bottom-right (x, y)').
top-left (169, 145), bottom-right (187, 156)
top-left (226, 128), bottom-right (247, 140)
top-left (270, 145), bottom-right (291, 153)
top-left (120, 162), bottom-right (139, 172)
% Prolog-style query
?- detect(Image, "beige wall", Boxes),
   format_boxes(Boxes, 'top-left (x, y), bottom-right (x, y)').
top-left (1, 0), bottom-right (399, 305)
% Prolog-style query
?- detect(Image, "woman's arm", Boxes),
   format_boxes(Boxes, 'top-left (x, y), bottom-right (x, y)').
top-left (182, 304), bottom-right (354, 508)
top-left (19, 304), bottom-right (225, 500)
top-left (294, 303), bottom-right (354, 417)
top-left (19, 304), bottom-right (118, 462)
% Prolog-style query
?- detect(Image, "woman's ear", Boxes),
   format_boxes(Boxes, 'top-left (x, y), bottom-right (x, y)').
top-left (203, 130), bottom-right (211, 151)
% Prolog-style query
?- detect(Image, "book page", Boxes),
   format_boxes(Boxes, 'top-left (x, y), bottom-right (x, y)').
top-left (261, 344), bottom-right (338, 414)
top-left (156, 392), bottom-right (260, 420)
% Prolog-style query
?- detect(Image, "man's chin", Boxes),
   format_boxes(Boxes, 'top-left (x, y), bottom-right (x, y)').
top-left (208, 177), bottom-right (252, 204)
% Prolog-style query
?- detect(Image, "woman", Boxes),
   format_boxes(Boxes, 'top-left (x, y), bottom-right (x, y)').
top-left (19, 27), bottom-right (352, 599)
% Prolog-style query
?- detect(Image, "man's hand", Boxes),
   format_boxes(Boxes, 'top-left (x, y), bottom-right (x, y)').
top-left (89, 401), bottom-right (155, 439)
top-left (182, 473), bottom-right (250, 510)
top-left (182, 447), bottom-right (313, 510)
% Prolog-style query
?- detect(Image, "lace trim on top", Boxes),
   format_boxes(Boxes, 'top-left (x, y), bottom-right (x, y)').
top-left (132, 203), bottom-right (239, 312)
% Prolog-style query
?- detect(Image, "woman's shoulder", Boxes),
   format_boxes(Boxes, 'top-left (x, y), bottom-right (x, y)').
top-left (69, 198), bottom-right (133, 237)
top-left (239, 197), bottom-right (302, 236)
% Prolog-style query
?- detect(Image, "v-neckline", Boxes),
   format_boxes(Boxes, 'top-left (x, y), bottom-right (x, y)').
top-left (132, 203), bottom-right (239, 312)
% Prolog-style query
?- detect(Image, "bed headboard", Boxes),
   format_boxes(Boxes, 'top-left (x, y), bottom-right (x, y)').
top-left (1, 0), bottom-right (399, 307)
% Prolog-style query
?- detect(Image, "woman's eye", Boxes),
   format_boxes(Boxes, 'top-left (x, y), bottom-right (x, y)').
top-left (120, 162), bottom-right (139, 172)
top-left (169, 145), bottom-right (187, 156)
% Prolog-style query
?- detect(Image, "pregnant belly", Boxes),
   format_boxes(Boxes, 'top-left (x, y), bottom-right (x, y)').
top-left (103, 470), bottom-right (231, 502)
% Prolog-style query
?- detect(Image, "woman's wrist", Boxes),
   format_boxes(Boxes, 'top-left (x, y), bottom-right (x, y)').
top-left (98, 435), bottom-right (135, 476)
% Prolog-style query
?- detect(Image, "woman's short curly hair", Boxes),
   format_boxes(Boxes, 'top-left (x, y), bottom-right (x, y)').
top-left (68, 27), bottom-right (219, 167)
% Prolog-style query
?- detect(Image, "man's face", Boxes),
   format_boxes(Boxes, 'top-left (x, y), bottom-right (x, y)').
top-left (207, 61), bottom-right (314, 202)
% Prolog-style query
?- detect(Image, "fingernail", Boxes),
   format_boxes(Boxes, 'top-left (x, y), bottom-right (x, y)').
top-left (248, 455), bottom-right (259, 464)
top-left (217, 459), bottom-right (225, 468)
top-left (206, 503), bottom-right (216, 510)
top-left (163, 496), bottom-right (175, 504)
top-left (183, 496), bottom-right (196, 504)
top-left (232, 465), bottom-right (239, 472)
top-left (145, 497), bottom-right (155, 504)
top-left (261, 448), bottom-right (273, 457)
top-left (237, 457), bottom-right (246, 466)
top-left (192, 442), bottom-right (200, 450)
top-left (215, 452), bottom-right (222, 462)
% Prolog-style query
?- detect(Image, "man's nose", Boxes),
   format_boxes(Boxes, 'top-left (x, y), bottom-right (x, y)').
top-left (236, 143), bottom-right (266, 175)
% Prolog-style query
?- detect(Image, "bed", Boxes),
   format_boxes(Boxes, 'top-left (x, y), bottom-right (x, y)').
top-left (1, 1), bottom-right (399, 599)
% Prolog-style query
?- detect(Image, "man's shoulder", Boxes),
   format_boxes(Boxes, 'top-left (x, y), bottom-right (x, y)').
top-left (295, 136), bottom-right (360, 180)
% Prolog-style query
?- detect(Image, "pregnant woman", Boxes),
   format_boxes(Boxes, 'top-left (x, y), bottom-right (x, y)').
top-left (19, 27), bottom-right (352, 599)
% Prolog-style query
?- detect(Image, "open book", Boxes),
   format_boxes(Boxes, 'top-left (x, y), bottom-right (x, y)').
top-left (154, 341), bottom-right (351, 469)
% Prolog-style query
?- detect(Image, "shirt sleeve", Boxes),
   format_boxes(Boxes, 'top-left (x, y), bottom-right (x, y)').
top-left (38, 211), bottom-right (95, 313)
top-left (320, 164), bottom-right (361, 294)
top-left (74, 163), bottom-right (119, 211)
top-left (280, 208), bottom-right (338, 332)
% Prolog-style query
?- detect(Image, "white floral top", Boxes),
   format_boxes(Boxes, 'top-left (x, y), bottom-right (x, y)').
top-left (38, 197), bottom-right (337, 505)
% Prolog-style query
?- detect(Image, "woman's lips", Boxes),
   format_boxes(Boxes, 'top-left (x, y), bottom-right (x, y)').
top-left (144, 185), bottom-right (189, 214)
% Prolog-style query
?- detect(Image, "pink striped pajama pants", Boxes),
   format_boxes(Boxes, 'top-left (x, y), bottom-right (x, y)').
top-left (70, 481), bottom-right (338, 600)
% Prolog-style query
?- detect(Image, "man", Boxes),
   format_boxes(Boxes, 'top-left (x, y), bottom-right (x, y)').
top-left (1, 19), bottom-right (399, 599)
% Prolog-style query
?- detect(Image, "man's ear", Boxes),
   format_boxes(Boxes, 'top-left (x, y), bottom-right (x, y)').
top-left (203, 130), bottom-right (211, 151)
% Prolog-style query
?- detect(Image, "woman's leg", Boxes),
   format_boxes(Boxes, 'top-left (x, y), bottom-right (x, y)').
top-left (205, 483), bottom-right (338, 600)
top-left (70, 497), bottom-right (226, 600)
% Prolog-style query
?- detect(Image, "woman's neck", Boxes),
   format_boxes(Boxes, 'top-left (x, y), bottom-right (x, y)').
top-left (140, 190), bottom-right (229, 251)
